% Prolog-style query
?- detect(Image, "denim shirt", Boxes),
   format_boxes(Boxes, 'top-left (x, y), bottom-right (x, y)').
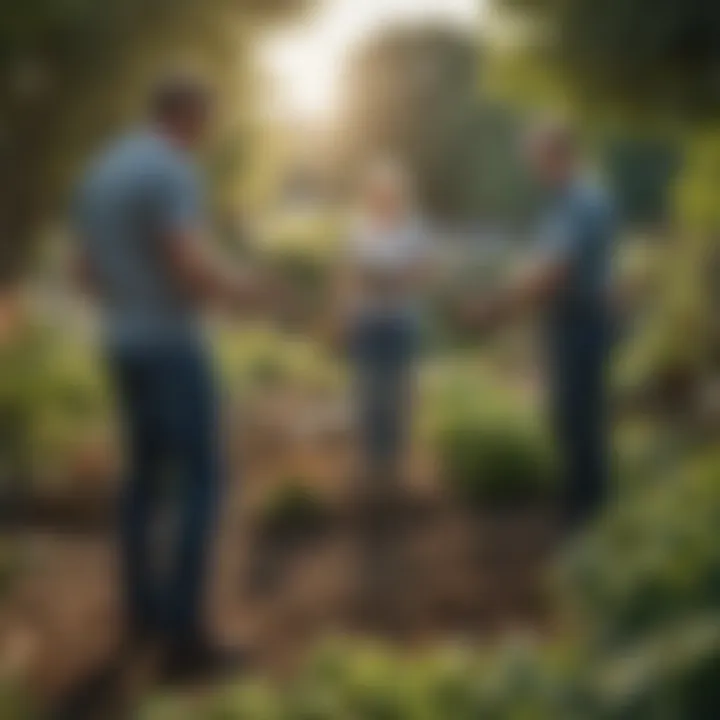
top-left (537, 177), bottom-right (616, 358)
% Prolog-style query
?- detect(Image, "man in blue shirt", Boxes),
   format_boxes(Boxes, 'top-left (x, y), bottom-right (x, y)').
top-left (74, 74), bottom-right (264, 680)
top-left (461, 119), bottom-right (615, 532)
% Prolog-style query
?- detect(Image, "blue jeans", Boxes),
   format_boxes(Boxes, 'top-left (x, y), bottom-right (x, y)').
top-left (351, 313), bottom-right (417, 474)
top-left (109, 340), bottom-right (220, 648)
top-left (548, 311), bottom-right (610, 529)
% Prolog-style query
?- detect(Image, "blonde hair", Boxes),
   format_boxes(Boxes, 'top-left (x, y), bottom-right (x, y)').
top-left (360, 157), bottom-right (414, 214)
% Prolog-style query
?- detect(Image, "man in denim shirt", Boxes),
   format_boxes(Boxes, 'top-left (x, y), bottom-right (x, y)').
top-left (462, 119), bottom-right (615, 532)
top-left (74, 74), bottom-right (265, 680)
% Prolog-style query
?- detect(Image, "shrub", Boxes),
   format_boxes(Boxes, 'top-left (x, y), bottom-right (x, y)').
top-left (270, 247), bottom-right (328, 294)
top-left (216, 327), bottom-right (342, 398)
top-left (0, 320), bottom-right (111, 487)
top-left (141, 639), bottom-right (592, 719)
top-left (259, 475), bottom-right (330, 537)
top-left (0, 683), bottom-right (35, 720)
top-left (561, 450), bottom-right (720, 649)
top-left (435, 404), bottom-right (556, 510)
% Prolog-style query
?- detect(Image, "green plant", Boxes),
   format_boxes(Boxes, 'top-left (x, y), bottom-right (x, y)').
top-left (0, 682), bottom-right (35, 720)
top-left (259, 476), bottom-right (330, 537)
top-left (216, 326), bottom-right (343, 397)
top-left (140, 417), bottom-right (720, 719)
top-left (562, 450), bottom-right (720, 649)
top-left (0, 321), bottom-right (111, 487)
top-left (435, 405), bottom-right (556, 509)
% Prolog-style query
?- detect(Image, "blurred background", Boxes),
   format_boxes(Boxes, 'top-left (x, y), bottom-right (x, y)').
top-left (1, 0), bottom-right (720, 717)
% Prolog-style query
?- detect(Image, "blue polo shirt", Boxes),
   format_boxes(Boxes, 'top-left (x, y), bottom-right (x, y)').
top-left (74, 130), bottom-right (204, 347)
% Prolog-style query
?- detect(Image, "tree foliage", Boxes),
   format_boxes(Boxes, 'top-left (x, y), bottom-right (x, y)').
top-left (337, 24), bottom-right (536, 223)
top-left (602, 135), bottom-right (681, 227)
top-left (493, 0), bottom-right (720, 119)
top-left (0, 0), bottom-right (301, 281)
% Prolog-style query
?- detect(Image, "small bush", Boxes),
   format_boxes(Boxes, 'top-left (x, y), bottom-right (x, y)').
top-left (246, 352), bottom-right (287, 388)
top-left (216, 327), bottom-right (342, 397)
top-left (259, 476), bottom-right (330, 537)
top-left (0, 320), bottom-right (110, 486)
top-left (562, 450), bottom-right (720, 648)
top-left (436, 406), bottom-right (556, 509)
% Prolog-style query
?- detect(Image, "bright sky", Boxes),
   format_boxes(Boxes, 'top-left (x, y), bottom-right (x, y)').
top-left (261, 0), bottom-right (483, 121)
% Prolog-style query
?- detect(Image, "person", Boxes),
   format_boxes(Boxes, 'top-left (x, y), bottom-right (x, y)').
top-left (332, 160), bottom-right (433, 620)
top-left (460, 118), bottom-right (616, 533)
top-left (72, 72), bottom-right (267, 682)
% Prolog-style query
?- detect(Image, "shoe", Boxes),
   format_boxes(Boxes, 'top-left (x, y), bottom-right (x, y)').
top-left (160, 640), bottom-right (250, 686)
top-left (50, 657), bottom-right (126, 720)
top-left (50, 637), bottom-right (162, 720)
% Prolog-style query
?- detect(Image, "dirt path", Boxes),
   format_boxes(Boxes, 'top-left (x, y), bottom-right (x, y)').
top-left (0, 434), bottom-right (560, 712)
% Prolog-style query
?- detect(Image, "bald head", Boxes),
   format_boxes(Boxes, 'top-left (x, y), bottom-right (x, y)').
top-left (523, 117), bottom-right (581, 189)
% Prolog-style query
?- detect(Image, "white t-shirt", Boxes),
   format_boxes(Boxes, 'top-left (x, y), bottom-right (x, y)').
top-left (346, 216), bottom-right (432, 317)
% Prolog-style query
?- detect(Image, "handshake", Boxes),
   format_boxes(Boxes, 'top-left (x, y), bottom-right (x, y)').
top-left (448, 291), bottom-right (507, 338)
top-left (221, 264), bottom-right (296, 320)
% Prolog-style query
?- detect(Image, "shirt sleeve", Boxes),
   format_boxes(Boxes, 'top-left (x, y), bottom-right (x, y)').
top-left (536, 206), bottom-right (579, 266)
top-left (153, 162), bottom-right (203, 238)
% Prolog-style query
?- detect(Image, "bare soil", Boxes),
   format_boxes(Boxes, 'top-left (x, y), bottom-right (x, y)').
top-left (0, 419), bottom-right (560, 714)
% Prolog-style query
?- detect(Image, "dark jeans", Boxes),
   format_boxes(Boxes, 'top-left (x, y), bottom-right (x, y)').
top-left (109, 340), bottom-right (220, 648)
top-left (548, 313), bottom-right (610, 530)
top-left (351, 313), bottom-right (417, 475)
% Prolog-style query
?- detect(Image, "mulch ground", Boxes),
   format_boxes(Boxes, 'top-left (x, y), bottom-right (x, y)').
top-left (0, 425), bottom-right (561, 716)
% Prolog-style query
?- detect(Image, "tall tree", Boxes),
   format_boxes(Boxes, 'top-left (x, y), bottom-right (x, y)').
top-left (492, 0), bottom-right (720, 119)
top-left (337, 24), bottom-right (534, 223)
top-left (0, 0), bottom-right (301, 282)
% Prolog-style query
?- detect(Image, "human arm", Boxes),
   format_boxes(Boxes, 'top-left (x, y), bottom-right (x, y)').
top-left (457, 257), bottom-right (571, 334)
top-left (163, 230), bottom-right (274, 313)
top-left (155, 164), bottom-right (275, 314)
top-left (455, 202), bottom-right (582, 335)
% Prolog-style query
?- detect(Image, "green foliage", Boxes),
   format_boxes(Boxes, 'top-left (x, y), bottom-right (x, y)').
top-left (675, 130), bottom-right (720, 234)
top-left (563, 451), bottom-right (720, 648)
top-left (602, 134), bottom-right (681, 227)
top-left (215, 326), bottom-right (343, 397)
top-left (144, 444), bottom-right (720, 719)
top-left (256, 211), bottom-right (341, 326)
top-left (0, 320), bottom-right (110, 484)
top-left (338, 24), bottom-right (536, 222)
top-left (614, 132), bottom-right (720, 398)
top-left (259, 475), bottom-right (329, 537)
top-left (245, 352), bottom-right (288, 389)
top-left (0, 681), bottom-right (35, 720)
top-left (143, 640), bottom-right (581, 719)
top-left (493, 0), bottom-right (720, 118)
top-left (262, 213), bottom-right (338, 286)
top-left (0, 0), bottom-right (303, 278)
top-left (426, 367), bottom-right (556, 508)
top-left (436, 406), bottom-right (556, 509)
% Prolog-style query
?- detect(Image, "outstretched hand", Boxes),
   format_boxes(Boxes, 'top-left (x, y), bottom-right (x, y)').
top-left (226, 266), bottom-right (292, 318)
top-left (451, 294), bottom-right (503, 338)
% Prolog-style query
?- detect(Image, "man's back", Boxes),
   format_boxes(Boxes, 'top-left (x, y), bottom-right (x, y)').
top-left (75, 130), bottom-right (202, 346)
